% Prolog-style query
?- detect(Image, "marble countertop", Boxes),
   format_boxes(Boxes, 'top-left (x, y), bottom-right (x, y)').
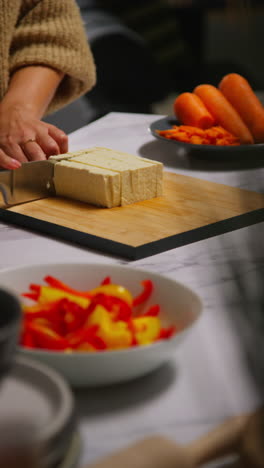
top-left (0, 112), bottom-right (264, 467)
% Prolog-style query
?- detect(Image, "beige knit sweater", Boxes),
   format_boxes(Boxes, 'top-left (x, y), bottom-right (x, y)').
top-left (0, 0), bottom-right (96, 114)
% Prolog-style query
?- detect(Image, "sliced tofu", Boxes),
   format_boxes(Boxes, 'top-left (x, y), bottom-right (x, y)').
top-left (54, 161), bottom-right (121, 208)
top-left (52, 147), bottom-right (163, 208)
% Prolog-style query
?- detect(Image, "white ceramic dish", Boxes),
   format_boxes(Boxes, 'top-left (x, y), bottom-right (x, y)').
top-left (150, 116), bottom-right (264, 160)
top-left (0, 356), bottom-right (75, 468)
top-left (0, 263), bottom-right (202, 387)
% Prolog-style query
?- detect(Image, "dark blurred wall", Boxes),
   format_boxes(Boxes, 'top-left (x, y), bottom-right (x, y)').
top-left (206, 6), bottom-right (264, 89)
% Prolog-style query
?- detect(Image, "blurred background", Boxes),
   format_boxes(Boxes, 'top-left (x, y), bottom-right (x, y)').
top-left (45, 0), bottom-right (264, 133)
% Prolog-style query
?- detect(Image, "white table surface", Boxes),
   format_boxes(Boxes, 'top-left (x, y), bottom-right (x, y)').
top-left (1, 112), bottom-right (264, 467)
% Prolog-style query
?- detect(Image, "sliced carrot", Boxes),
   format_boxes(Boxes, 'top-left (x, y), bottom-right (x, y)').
top-left (174, 92), bottom-right (216, 129)
top-left (194, 84), bottom-right (254, 144)
top-left (156, 125), bottom-right (240, 146)
top-left (219, 73), bottom-right (264, 143)
top-left (190, 135), bottom-right (204, 144)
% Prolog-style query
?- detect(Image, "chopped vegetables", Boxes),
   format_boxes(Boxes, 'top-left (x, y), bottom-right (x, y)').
top-left (20, 275), bottom-right (176, 352)
top-left (157, 125), bottom-right (240, 146)
top-left (157, 72), bottom-right (264, 146)
top-left (132, 279), bottom-right (153, 307)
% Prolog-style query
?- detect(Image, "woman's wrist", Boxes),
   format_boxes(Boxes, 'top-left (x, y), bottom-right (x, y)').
top-left (0, 99), bottom-right (38, 119)
top-left (4, 66), bottom-right (64, 119)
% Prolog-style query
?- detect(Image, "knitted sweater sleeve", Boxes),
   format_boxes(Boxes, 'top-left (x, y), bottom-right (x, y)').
top-left (9, 0), bottom-right (96, 114)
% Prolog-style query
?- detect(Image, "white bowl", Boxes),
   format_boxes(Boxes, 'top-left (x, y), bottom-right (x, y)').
top-left (0, 263), bottom-right (202, 387)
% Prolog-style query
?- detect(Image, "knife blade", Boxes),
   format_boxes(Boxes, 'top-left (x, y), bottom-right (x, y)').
top-left (0, 160), bottom-right (56, 207)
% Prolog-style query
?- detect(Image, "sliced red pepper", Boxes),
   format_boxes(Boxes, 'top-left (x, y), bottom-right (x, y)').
top-left (27, 322), bottom-right (69, 351)
top-left (143, 304), bottom-right (160, 317)
top-left (22, 284), bottom-right (41, 301)
top-left (88, 334), bottom-right (107, 351)
top-left (83, 293), bottom-right (109, 318)
top-left (32, 318), bottom-right (63, 336)
top-left (29, 284), bottom-right (41, 293)
top-left (20, 274), bottom-right (167, 352)
top-left (24, 301), bottom-right (66, 335)
top-left (90, 293), bottom-right (132, 321)
top-left (132, 280), bottom-right (153, 307)
top-left (59, 298), bottom-right (89, 334)
top-left (25, 298), bottom-right (92, 335)
top-left (85, 296), bottom-right (101, 316)
top-left (44, 275), bottom-right (92, 298)
top-left (33, 298), bottom-right (91, 336)
top-left (20, 330), bottom-right (35, 349)
top-left (159, 326), bottom-right (177, 340)
top-left (127, 318), bottom-right (137, 346)
top-left (100, 276), bottom-right (111, 285)
top-left (22, 292), bottom-right (40, 301)
top-left (67, 324), bottom-right (107, 350)
top-left (24, 301), bottom-right (60, 318)
top-left (105, 296), bottom-right (132, 321)
top-left (67, 324), bottom-right (99, 348)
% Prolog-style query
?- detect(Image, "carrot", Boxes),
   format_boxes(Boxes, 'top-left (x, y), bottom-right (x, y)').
top-left (156, 125), bottom-right (240, 146)
top-left (219, 73), bottom-right (264, 143)
top-left (194, 84), bottom-right (254, 144)
top-left (174, 92), bottom-right (216, 129)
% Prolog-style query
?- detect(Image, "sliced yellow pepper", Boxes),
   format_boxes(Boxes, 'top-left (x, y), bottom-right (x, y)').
top-left (76, 343), bottom-right (96, 352)
top-left (89, 284), bottom-right (133, 305)
top-left (133, 317), bottom-right (161, 345)
top-left (38, 286), bottom-right (90, 309)
top-left (88, 305), bottom-right (132, 349)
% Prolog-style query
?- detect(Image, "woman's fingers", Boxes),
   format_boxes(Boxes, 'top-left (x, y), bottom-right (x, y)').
top-left (36, 132), bottom-right (60, 157)
top-left (0, 113), bottom-right (68, 167)
top-left (0, 142), bottom-right (28, 164)
top-left (0, 149), bottom-right (21, 170)
top-left (46, 124), bottom-right (68, 153)
top-left (22, 140), bottom-right (46, 161)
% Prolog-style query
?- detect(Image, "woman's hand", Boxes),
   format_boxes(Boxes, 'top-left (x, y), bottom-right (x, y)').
top-left (0, 103), bottom-right (68, 170)
top-left (0, 66), bottom-right (68, 170)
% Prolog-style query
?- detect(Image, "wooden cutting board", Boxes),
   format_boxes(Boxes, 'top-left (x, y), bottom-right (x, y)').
top-left (0, 172), bottom-right (264, 260)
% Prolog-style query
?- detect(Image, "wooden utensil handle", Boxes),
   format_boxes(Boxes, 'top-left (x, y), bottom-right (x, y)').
top-left (240, 408), bottom-right (264, 468)
top-left (84, 414), bottom-right (253, 468)
top-left (188, 414), bottom-right (250, 465)
top-left (86, 436), bottom-right (194, 468)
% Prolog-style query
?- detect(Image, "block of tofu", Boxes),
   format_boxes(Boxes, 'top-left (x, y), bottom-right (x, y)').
top-left (52, 147), bottom-right (163, 208)
top-left (54, 161), bottom-right (121, 208)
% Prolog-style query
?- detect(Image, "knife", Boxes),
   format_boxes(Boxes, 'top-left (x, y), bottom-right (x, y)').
top-left (0, 160), bottom-right (56, 208)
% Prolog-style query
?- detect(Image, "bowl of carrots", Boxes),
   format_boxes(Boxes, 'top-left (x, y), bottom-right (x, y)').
top-left (150, 73), bottom-right (264, 157)
top-left (0, 263), bottom-right (202, 387)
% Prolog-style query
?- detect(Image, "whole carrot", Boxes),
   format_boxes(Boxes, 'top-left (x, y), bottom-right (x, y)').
top-left (174, 92), bottom-right (216, 129)
top-left (194, 84), bottom-right (254, 144)
top-left (219, 73), bottom-right (264, 143)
